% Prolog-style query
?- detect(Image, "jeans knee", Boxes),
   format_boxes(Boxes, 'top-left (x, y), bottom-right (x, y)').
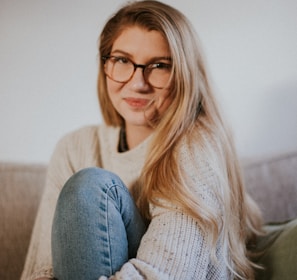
top-left (58, 167), bottom-right (125, 207)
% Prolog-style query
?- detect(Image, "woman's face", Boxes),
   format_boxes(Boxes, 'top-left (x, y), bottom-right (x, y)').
top-left (105, 26), bottom-right (172, 130)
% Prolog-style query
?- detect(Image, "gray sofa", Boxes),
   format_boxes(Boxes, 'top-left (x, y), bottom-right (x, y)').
top-left (1, 152), bottom-right (297, 280)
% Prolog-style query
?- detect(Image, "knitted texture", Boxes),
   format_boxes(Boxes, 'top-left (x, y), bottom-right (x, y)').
top-left (21, 124), bottom-right (229, 280)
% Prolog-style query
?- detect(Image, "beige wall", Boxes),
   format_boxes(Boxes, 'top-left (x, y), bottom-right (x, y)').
top-left (1, 0), bottom-right (297, 163)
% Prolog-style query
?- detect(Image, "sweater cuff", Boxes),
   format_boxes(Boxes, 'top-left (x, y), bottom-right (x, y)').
top-left (29, 266), bottom-right (54, 280)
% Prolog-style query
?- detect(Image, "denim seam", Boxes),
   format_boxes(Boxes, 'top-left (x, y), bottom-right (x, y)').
top-left (102, 182), bottom-right (127, 275)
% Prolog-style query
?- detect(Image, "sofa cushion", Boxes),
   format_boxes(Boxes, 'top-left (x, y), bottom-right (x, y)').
top-left (0, 163), bottom-right (47, 280)
top-left (253, 218), bottom-right (297, 280)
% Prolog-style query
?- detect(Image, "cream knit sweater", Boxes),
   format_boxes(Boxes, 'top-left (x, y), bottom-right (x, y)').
top-left (21, 124), bottom-right (230, 280)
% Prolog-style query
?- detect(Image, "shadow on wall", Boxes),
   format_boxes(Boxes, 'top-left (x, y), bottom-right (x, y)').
top-left (250, 82), bottom-right (297, 158)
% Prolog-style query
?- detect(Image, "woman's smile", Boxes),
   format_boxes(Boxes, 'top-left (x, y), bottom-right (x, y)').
top-left (123, 97), bottom-right (151, 109)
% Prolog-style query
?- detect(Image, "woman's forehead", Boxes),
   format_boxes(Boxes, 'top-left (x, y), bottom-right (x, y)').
top-left (111, 26), bottom-right (170, 60)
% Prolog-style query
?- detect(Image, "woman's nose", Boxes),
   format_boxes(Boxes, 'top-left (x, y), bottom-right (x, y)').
top-left (128, 68), bottom-right (151, 93)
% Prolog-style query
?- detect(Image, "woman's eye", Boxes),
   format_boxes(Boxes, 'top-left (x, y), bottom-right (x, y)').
top-left (114, 56), bottom-right (129, 64)
top-left (152, 63), bottom-right (172, 69)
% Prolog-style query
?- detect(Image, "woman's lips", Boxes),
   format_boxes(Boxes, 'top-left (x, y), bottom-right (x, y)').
top-left (124, 97), bottom-right (150, 108)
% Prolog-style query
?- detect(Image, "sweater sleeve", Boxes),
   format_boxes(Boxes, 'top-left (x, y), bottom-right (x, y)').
top-left (124, 207), bottom-right (211, 279)
top-left (21, 126), bottom-right (100, 280)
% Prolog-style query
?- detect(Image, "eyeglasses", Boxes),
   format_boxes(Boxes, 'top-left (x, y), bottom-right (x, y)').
top-left (102, 55), bottom-right (172, 89)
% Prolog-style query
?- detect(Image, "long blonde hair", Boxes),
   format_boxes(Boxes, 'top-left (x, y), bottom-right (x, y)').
top-left (98, 1), bottom-right (263, 279)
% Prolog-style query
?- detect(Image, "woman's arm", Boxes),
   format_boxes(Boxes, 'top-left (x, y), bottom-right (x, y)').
top-left (134, 206), bottom-right (214, 278)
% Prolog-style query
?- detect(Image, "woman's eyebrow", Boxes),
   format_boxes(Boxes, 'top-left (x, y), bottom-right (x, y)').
top-left (110, 49), bottom-right (130, 56)
top-left (110, 50), bottom-right (171, 62)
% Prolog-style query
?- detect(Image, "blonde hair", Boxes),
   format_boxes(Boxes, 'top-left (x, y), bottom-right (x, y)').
top-left (98, 1), bottom-right (263, 279)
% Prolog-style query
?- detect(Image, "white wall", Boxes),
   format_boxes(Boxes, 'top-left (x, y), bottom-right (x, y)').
top-left (1, 0), bottom-right (297, 163)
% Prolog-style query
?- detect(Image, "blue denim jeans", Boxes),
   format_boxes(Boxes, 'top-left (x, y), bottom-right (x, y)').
top-left (52, 167), bottom-right (147, 280)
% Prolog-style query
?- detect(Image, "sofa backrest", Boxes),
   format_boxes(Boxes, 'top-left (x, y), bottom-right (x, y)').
top-left (243, 151), bottom-right (297, 223)
top-left (0, 163), bottom-right (47, 280)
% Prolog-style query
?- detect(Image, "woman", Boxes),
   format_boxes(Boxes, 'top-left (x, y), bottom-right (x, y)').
top-left (21, 1), bottom-right (263, 279)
